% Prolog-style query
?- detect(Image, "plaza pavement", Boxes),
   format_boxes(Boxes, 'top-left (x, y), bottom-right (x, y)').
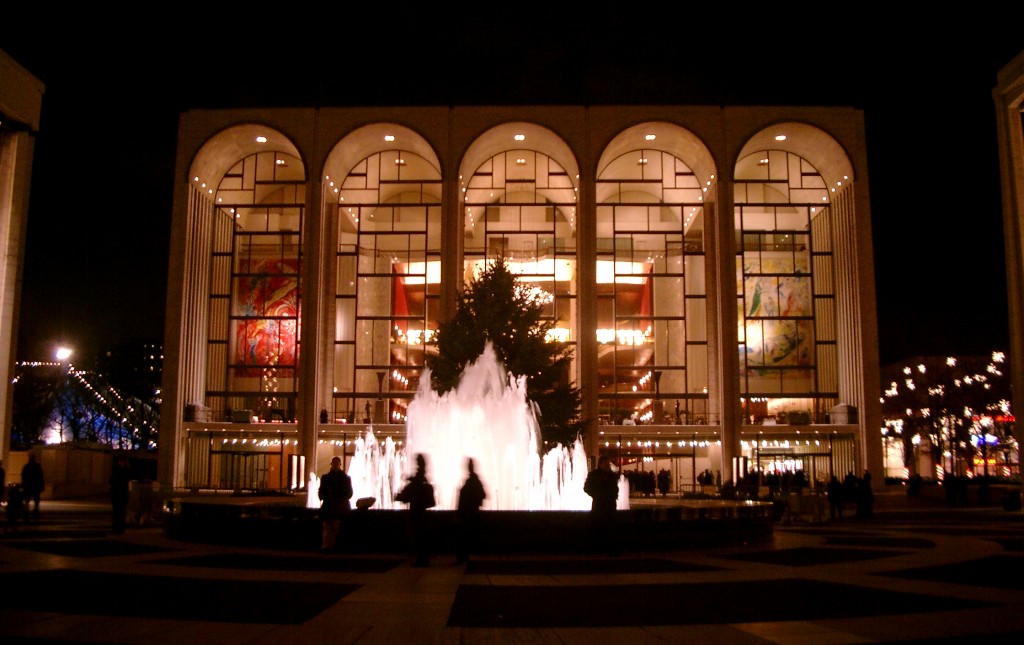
top-left (1, 488), bottom-right (1022, 644)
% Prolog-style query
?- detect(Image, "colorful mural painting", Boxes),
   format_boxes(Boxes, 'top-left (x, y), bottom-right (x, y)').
top-left (234, 258), bottom-right (300, 376)
top-left (740, 257), bottom-right (814, 374)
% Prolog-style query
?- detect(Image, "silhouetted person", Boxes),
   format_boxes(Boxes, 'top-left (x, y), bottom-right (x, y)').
top-left (396, 453), bottom-right (435, 566)
top-left (455, 457), bottom-right (486, 564)
top-left (584, 455), bottom-right (620, 555)
top-left (766, 471), bottom-right (780, 498)
top-left (827, 475), bottom-right (844, 522)
top-left (907, 473), bottom-right (923, 497)
top-left (657, 469), bottom-right (670, 497)
top-left (109, 456), bottom-right (132, 534)
top-left (318, 456), bottom-right (353, 552)
top-left (856, 470), bottom-right (874, 519)
top-left (978, 474), bottom-right (992, 506)
top-left (943, 472), bottom-right (957, 506)
top-left (5, 484), bottom-right (24, 533)
top-left (843, 470), bottom-right (857, 513)
top-left (21, 452), bottom-right (44, 521)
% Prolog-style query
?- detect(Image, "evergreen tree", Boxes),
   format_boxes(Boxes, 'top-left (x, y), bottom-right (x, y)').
top-left (427, 257), bottom-right (582, 445)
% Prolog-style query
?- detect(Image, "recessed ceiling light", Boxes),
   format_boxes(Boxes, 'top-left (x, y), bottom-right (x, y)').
top-left (256, 136), bottom-right (268, 143)
top-left (774, 135), bottom-right (786, 141)
top-left (514, 134), bottom-right (525, 141)
top-left (384, 135), bottom-right (395, 142)
top-left (645, 134), bottom-right (656, 141)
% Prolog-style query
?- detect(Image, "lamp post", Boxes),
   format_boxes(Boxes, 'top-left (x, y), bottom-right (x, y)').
top-left (53, 345), bottom-right (73, 444)
top-left (881, 427), bottom-right (889, 478)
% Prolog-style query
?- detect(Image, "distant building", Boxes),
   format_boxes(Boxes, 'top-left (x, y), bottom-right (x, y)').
top-left (0, 50), bottom-right (44, 467)
top-left (160, 106), bottom-right (883, 493)
top-left (995, 50), bottom-right (1024, 442)
top-left (96, 340), bottom-right (164, 401)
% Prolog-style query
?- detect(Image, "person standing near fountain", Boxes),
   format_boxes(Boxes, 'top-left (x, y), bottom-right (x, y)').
top-left (21, 452), bottom-right (44, 522)
top-left (109, 456), bottom-right (132, 535)
top-left (584, 455), bottom-right (620, 556)
top-left (396, 453), bottom-right (436, 567)
top-left (455, 458), bottom-right (486, 564)
top-left (318, 456), bottom-right (353, 553)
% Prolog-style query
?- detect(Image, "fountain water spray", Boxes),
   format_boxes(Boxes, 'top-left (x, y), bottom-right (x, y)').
top-left (309, 342), bottom-right (628, 510)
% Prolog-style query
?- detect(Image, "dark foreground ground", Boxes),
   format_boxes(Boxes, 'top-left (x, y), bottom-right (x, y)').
top-left (1, 487), bottom-right (1022, 644)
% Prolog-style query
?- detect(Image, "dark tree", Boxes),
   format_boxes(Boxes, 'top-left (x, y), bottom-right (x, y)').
top-left (10, 364), bottom-right (57, 448)
top-left (11, 362), bottom-right (160, 450)
top-left (427, 257), bottom-right (582, 445)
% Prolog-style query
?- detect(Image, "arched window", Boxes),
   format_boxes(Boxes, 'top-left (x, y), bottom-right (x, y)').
top-left (462, 149), bottom-right (578, 360)
top-left (208, 150), bottom-right (305, 422)
top-left (596, 148), bottom-right (709, 425)
top-left (734, 150), bottom-right (837, 424)
top-left (331, 150), bottom-right (441, 424)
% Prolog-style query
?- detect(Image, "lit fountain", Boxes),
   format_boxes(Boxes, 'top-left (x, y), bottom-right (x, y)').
top-left (308, 342), bottom-right (629, 511)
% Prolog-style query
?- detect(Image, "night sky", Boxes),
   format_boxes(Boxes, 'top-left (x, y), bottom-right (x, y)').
top-left (4, 13), bottom-right (1023, 368)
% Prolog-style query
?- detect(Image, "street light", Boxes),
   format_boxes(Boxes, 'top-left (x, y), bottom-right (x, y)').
top-left (52, 345), bottom-right (73, 444)
top-left (881, 427), bottom-right (888, 477)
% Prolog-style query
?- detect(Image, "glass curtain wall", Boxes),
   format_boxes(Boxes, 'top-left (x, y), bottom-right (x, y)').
top-left (595, 149), bottom-right (709, 425)
top-left (462, 150), bottom-right (578, 366)
top-left (331, 150), bottom-right (442, 424)
top-left (734, 150), bottom-right (838, 424)
top-left (207, 151), bottom-right (305, 422)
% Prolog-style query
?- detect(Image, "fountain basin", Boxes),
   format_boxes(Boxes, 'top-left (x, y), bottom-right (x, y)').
top-left (166, 495), bottom-right (774, 553)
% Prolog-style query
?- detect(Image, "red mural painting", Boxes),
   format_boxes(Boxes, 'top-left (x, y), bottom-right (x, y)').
top-left (234, 259), bottom-right (300, 376)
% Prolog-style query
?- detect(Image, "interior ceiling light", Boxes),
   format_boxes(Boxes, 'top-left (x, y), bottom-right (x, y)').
top-left (384, 135), bottom-right (395, 141)
top-left (645, 134), bottom-right (656, 141)
top-left (774, 134), bottom-right (787, 141)
top-left (514, 134), bottom-right (525, 141)
top-left (256, 136), bottom-right (268, 143)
